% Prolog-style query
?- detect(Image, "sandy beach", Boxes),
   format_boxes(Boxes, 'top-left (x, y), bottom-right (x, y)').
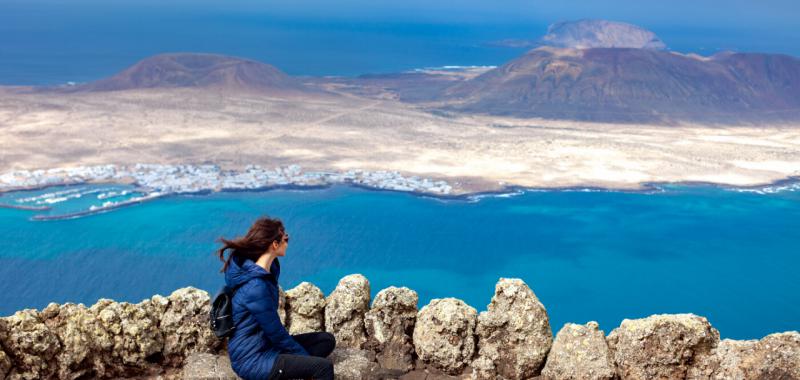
top-left (1, 86), bottom-right (799, 194)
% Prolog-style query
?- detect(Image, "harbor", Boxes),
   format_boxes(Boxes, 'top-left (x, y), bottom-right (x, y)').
top-left (0, 164), bottom-right (454, 219)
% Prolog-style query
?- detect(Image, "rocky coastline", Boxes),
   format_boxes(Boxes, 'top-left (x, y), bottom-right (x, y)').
top-left (1, 276), bottom-right (797, 380)
top-left (0, 164), bottom-right (453, 196)
top-left (0, 164), bottom-right (454, 220)
top-left (3, 163), bottom-right (800, 223)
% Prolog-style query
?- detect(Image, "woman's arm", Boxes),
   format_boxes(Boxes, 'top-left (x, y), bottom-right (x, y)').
top-left (241, 281), bottom-right (309, 356)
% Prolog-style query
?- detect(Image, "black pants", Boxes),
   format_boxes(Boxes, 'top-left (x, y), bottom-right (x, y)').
top-left (267, 332), bottom-right (336, 380)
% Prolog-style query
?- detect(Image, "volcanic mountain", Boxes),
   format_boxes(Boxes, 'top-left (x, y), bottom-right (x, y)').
top-left (74, 53), bottom-right (309, 94)
top-left (440, 46), bottom-right (800, 123)
top-left (541, 19), bottom-right (667, 50)
top-left (486, 19), bottom-right (666, 51)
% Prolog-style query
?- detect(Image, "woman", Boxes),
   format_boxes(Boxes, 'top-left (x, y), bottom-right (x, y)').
top-left (217, 216), bottom-right (336, 380)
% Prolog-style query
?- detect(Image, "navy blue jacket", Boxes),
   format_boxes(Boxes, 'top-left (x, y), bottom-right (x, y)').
top-left (225, 255), bottom-right (309, 380)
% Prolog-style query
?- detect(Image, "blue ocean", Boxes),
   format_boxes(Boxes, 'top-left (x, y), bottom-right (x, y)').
top-left (2, 2), bottom-right (799, 85)
top-left (1, 184), bottom-right (798, 340)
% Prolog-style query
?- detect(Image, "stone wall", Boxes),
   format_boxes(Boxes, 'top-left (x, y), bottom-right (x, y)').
top-left (1, 275), bottom-right (797, 380)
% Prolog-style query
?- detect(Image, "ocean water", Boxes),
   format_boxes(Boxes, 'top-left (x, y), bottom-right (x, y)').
top-left (1, 184), bottom-right (798, 340)
top-left (2, 2), bottom-right (799, 85)
top-left (0, 3), bottom-right (533, 85)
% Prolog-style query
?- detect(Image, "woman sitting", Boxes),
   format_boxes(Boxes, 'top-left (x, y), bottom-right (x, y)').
top-left (217, 216), bottom-right (336, 380)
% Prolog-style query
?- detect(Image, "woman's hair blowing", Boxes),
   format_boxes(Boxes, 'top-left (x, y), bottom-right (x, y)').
top-left (217, 216), bottom-right (285, 272)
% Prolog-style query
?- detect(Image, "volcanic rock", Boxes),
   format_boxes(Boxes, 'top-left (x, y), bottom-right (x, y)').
top-left (326, 274), bottom-right (371, 349)
top-left (181, 352), bottom-right (241, 380)
top-left (0, 309), bottom-right (61, 379)
top-left (329, 347), bottom-right (380, 380)
top-left (471, 278), bottom-right (552, 380)
top-left (285, 282), bottom-right (326, 334)
top-left (688, 331), bottom-right (800, 379)
top-left (158, 287), bottom-right (220, 366)
top-left (413, 298), bottom-right (477, 375)
top-left (541, 321), bottom-right (617, 380)
top-left (364, 286), bottom-right (419, 372)
top-left (606, 313), bottom-right (719, 380)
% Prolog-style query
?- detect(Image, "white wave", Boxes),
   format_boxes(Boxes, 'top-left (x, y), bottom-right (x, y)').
top-left (16, 188), bottom-right (83, 203)
top-left (409, 65), bottom-right (496, 72)
top-left (97, 190), bottom-right (131, 200)
top-left (726, 182), bottom-right (800, 194)
top-left (27, 187), bottom-right (118, 205)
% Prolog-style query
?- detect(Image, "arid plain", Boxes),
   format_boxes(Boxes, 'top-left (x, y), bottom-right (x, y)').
top-left (1, 84), bottom-right (799, 194)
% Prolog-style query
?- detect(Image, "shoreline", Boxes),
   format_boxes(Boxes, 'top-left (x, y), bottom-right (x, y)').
top-left (2, 165), bottom-right (798, 221)
top-left (3, 173), bottom-right (799, 199)
top-left (3, 167), bottom-right (799, 198)
top-left (351, 175), bottom-right (800, 202)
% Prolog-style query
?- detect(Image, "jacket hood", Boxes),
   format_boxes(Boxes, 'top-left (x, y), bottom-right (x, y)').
top-left (224, 255), bottom-right (280, 289)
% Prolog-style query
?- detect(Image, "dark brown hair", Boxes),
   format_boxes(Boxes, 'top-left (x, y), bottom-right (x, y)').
top-left (217, 216), bottom-right (286, 272)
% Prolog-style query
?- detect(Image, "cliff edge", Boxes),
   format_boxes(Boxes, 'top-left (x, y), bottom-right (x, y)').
top-left (1, 276), bottom-right (798, 380)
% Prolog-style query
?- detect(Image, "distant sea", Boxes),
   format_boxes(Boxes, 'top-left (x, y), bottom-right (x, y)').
top-left (2, 3), bottom-right (799, 85)
top-left (0, 3), bottom-right (530, 85)
top-left (1, 184), bottom-right (799, 340)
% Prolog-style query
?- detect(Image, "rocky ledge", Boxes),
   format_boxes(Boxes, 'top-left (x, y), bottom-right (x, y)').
top-left (1, 276), bottom-right (797, 380)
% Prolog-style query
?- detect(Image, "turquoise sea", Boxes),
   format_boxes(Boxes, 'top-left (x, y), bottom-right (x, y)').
top-left (1, 183), bottom-right (798, 340)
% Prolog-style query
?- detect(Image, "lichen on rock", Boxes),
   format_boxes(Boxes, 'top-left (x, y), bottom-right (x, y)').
top-left (40, 302), bottom-right (99, 379)
top-left (738, 332), bottom-right (800, 379)
top-left (325, 274), bottom-right (371, 349)
top-left (329, 347), bottom-right (379, 380)
top-left (607, 313), bottom-right (719, 380)
top-left (541, 321), bottom-right (617, 380)
top-left (472, 278), bottom-right (552, 380)
top-left (2, 279), bottom-right (797, 380)
top-left (0, 347), bottom-right (11, 380)
top-left (87, 298), bottom-right (164, 376)
top-left (285, 281), bottom-right (326, 334)
top-left (688, 338), bottom-right (758, 380)
top-left (364, 286), bottom-right (418, 372)
top-left (413, 298), bottom-right (477, 375)
top-left (688, 331), bottom-right (800, 379)
top-left (1, 308), bottom-right (61, 379)
top-left (278, 285), bottom-right (287, 326)
top-left (158, 287), bottom-right (219, 366)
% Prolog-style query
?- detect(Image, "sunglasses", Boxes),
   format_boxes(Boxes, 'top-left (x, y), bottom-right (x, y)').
top-left (282, 233), bottom-right (290, 243)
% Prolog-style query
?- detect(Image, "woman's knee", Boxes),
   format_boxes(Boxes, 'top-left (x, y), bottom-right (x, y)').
top-left (314, 332), bottom-right (335, 357)
top-left (322, 332), bottom-right (336, 346)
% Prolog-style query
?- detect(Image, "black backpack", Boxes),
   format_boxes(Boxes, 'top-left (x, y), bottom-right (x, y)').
top-left (210, 284), bottom-right (243, 338)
